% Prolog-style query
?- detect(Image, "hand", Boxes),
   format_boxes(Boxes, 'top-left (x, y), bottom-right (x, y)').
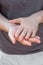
top-left (8, 25), bottom-right (17, 44)
top-left (9, 18), bottom-right (41, 46)
top-left (8, 25), bottom-right (32, 46)
top-left (8, 24), bottom-right (41, 46)
top-left (10, 15), bottom-right (40, 41)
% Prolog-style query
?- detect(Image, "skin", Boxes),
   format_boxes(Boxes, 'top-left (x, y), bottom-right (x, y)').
top-left (10, 10), bottom-right (43, 44)
top-left (0, 14), bottom-right (40, 46)
top-left (8, 25), bottom-right (41, 46)
top-left (0, 10), bottom-right (43, 46)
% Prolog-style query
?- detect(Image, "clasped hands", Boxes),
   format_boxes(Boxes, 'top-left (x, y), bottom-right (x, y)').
top-left (8, 15), bottom-right (41, 46)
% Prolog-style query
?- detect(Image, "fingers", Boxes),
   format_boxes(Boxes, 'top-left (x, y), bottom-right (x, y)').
top-left (9, 18), bottom-right (21, 24)
top-left (31, 29), bottom-right (37, 37)
top-left (8, 26), bottom-right (18, 44)
top-left (15, 26), bottom-right (41, 45)
top-left (17, 36), bottom-right (40, 46)
top-left (8, 30), bottom-right (16, 44)
top-left (28, 37), bottom-right (41, 43)
top-left (35, 36), bottom-right (40, 40)
top-left (10, 35), bottom-right (16, 44)
top-left (25, 34), bottom-right (41, 44)
top-left (15, 26), bottom-right (23, 38)
top-left (25, 30), bottom-right (32, 39)
top-left (22, 39), bottom-right (32, 46)
top-left (19, 29), bottom-right (27, 40)
top-left (17, 38), bottom-right (32, 46)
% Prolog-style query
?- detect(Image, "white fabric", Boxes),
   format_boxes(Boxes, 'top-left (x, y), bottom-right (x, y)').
top-left (0, 51), bottom-right (43, 65)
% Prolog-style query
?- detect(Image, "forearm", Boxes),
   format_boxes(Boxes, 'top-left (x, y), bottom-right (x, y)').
top-left (34, 10), bottom-right (43, 23)
top-left (30, 10), bottom-right (43, 23)
top-left (0, 14), bottom-right (13, 32)
top-left (39, 10), bottom-right (43, 23)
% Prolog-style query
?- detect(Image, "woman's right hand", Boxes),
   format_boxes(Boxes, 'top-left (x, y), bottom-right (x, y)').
top-left (8, 25), bottom-right (41, 46)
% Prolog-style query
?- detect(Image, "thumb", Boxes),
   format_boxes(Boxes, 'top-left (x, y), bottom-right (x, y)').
top-left (9, 18), bottom-right (22, 24)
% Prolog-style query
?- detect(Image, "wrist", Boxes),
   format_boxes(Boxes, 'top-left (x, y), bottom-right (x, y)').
top-left (0, 14), bottom-right (16, 32)
top-left (6, 20), bottom-right (16, 32)
top-left (31, 10), bottom-right (43, 24)
top-left (29, 13), bottom-right (42, 24)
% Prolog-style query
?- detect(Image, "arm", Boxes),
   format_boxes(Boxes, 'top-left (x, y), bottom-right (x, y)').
top-left (29, 10), bottom-right (43, 23)
top-left (12, 10), bottom-right (43, 23)
top-left (0, 13), bottom-right (14, 32)
top-left (38, 10), bottom-right (43, 23)
top-left (0, 13), bottom-right (17, 44)
top-left (0, 10), bottom-right (43, 32)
